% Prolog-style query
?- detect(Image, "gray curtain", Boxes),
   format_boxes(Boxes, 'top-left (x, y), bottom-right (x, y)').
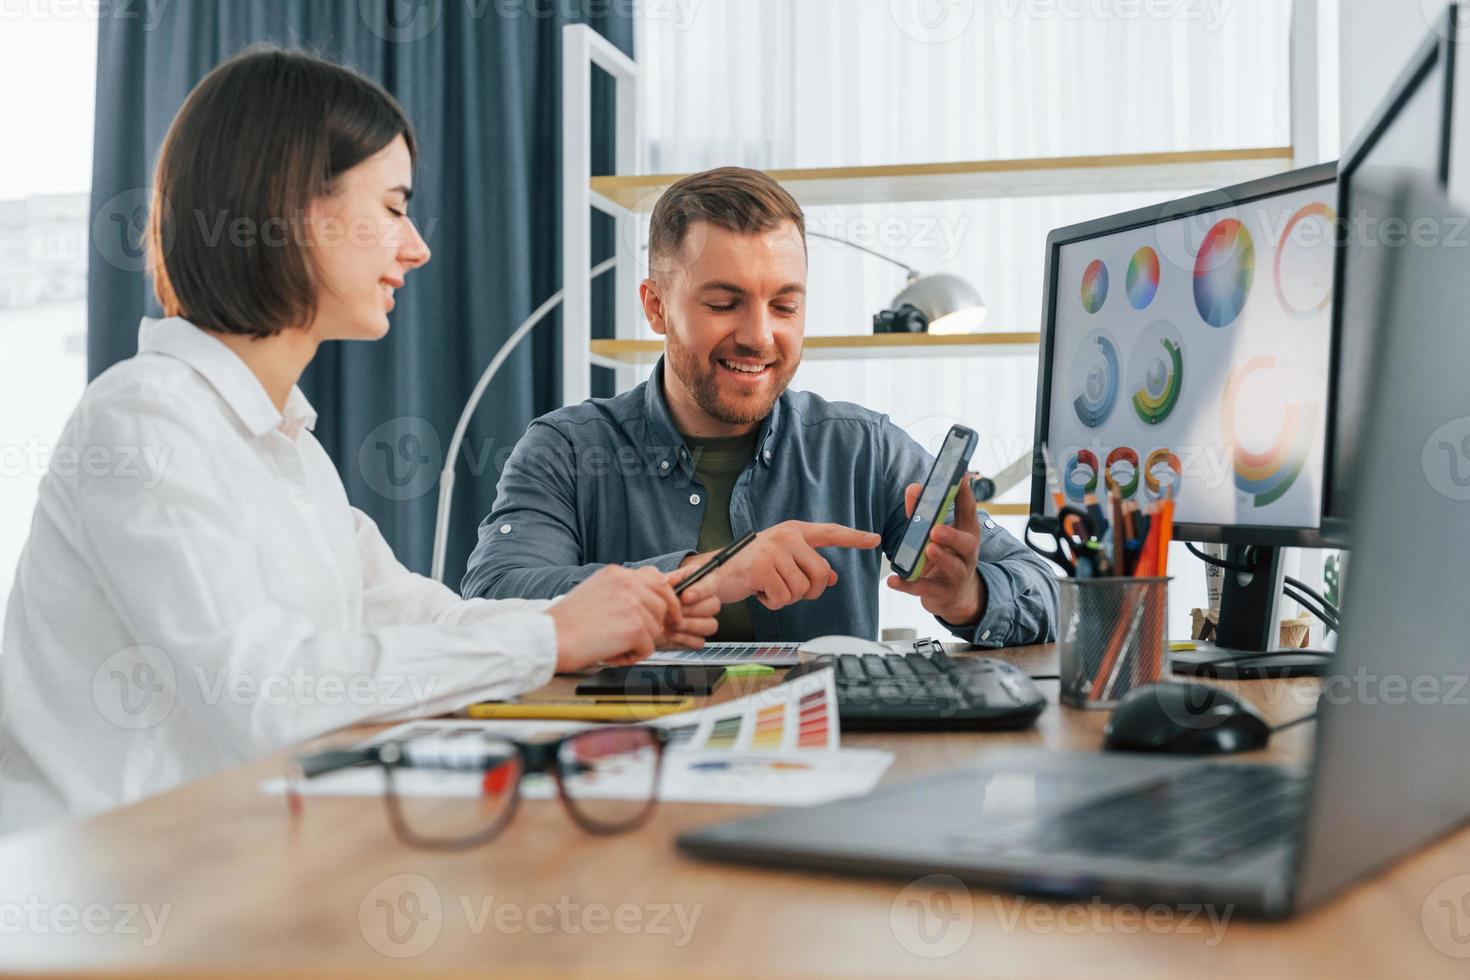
top-left (87, 0), bottom-right (628, 583)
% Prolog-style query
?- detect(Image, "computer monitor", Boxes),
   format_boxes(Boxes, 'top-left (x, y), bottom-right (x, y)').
top-left (1323, 8), bottom-right (1460, 544)
top-left (1032, 163), bottom-right (1339, 675)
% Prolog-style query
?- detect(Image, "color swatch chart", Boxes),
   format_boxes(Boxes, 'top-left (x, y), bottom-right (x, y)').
top-left (653, 667), bottom-right (838, 752)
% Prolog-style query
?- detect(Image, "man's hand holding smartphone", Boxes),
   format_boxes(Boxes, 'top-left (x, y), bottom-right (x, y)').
top-left (886, 474), bottom-right (988, 625)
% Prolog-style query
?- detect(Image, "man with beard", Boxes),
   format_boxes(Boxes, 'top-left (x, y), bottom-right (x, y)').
top-left (462, 167), bottom-right (1057, 647)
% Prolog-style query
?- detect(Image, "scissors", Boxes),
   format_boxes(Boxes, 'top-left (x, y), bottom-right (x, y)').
top-left (1025, 507), bottom-right (1103, 578)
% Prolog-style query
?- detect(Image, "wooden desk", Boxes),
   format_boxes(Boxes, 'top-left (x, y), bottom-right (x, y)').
top-left (0, 645), bottom-right (1466, 979)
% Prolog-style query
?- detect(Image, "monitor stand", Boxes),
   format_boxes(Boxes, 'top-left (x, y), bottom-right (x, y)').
top-left (1170, 545), bottom-right (1332, 679)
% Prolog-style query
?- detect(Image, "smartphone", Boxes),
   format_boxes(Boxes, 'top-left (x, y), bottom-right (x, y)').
top-left (891, 424), bottom-right (979, 581)
top-left (574, 665), bottom-right (726, 698)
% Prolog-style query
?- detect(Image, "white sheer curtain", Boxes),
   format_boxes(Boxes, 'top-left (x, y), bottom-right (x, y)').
top-left (633, 0), bottom-right (1295, 636)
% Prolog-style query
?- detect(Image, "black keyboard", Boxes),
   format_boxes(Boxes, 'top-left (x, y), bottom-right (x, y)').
top-left (784, 648), bottom-right (1047, 730)
top-left (950, 764), bottom-right (1307, 867)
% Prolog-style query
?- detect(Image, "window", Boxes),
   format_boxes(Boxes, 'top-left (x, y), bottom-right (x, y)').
top-left (0, 17), bottom-right (97, 625)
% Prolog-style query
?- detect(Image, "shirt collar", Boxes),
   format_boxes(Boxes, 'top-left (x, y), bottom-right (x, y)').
top-left (137, 317), bottom-right (318, 439)
top-left (643, 357), bottom-right (782, 477)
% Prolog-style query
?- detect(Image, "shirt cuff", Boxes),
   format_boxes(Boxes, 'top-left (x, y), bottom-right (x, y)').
top-left (940, 564), bottom-right (1015, 648)
top-left (517, 612), bottom-right (559, 688)
top-left (451, 608), bottom-right (558, 695)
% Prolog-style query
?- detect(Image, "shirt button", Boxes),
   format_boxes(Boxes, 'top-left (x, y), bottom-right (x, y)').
top-left (499, 523), bottom-right (512, 535)
top-left (984, 520), bottom-right (996, 530)
top-left (763, 450), bottom-right (773, 461)
top-left (659, 460), bottom-right (670, 471)
top-left (981, 629), bottom-right (992, 641)
top-left (689, 493), bottom-right (701, 506)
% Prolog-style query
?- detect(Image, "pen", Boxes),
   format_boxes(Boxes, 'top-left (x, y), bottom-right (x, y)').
top-left (675, 529), bottom-right (758, 596)
top-left (1084, 493), bottom-right (1109, 539)
top-left (1156, 499), bottom-right (1175, 575)
top-left (1110, 495), bottom-right (1126, 577)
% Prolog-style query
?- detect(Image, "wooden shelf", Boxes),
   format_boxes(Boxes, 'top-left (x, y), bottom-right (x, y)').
top-left (589, 332), bottom-right (1040, 368)
top-left (590, 147), bottom-right (1295, 211)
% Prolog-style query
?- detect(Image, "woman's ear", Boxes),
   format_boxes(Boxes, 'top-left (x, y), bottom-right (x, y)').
top-left (640, 278), bottom-right (667, 336)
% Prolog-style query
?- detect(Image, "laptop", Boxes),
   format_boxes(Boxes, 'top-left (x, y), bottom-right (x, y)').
top-left (678, 176), bottom-right (1470, 919)
top-left (646, 642), bottom-right (802, 666)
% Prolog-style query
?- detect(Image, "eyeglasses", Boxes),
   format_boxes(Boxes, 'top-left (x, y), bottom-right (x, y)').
top-left (286, 725), bottom-right (672, 850)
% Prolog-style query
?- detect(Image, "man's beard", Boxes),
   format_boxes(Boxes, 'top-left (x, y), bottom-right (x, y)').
top-left (665, 318), bottom-right (797, 426)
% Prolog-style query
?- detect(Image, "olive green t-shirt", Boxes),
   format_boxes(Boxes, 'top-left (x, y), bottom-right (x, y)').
top-left (687, 430), bottom-right (760, 641)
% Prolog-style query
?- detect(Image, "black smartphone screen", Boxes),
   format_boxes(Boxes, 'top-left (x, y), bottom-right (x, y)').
top-left (575, 665), bottom-right (726, 697)
top-left (892, 425), bottom-right (978, 577)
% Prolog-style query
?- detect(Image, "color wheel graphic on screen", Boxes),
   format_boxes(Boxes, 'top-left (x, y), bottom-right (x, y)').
top-left (1143, 448), bottom-right (1183, 502)
top-left (1221, 356), bottom-right (1315, 508)
top-left (1070, 330), bottom-right (1121, 428)
top-left (1081, 259), bottom-right (1109, 313)
top-left (1105, 447), bottom-right (1140, 499)
top-left (1127, 246), bottom-right (1160, 309)
top-left (1275, 202), bottom-right (1336, 319)
top-left (1063, 450), bottom-right (1100, 503)
top-left (1128, 320), bottom-right (1184, 426)
top-left (1193, 218), bottom-right (1255, 328)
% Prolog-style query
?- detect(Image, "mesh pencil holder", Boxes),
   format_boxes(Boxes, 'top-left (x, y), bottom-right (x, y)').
top-left (1057, 577), bottom-right (1170, 709)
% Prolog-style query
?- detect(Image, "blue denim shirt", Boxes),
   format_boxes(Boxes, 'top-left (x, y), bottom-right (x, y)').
top-left (463, 361), bottom-right (1058, 647)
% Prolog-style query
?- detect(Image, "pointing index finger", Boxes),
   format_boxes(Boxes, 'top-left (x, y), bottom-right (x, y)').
top-left (803, 522), bottom-right (883, 550)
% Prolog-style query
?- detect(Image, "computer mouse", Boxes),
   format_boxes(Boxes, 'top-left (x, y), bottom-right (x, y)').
top-left (1102, 682), bottom-right (1271, 755)
top-left (798, 635), bottom-right (893, 657)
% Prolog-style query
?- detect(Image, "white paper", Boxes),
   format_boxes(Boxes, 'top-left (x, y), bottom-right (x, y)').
top-left (261, 748), bottom-right (892, 808)
top-left (260, 670), bottom-right (889, 807)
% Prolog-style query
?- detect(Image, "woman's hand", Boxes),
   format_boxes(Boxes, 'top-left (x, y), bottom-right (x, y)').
top-left (659, 568), bottom-right (722, 651)
top-left (548, 565), bottom-right (718, 671)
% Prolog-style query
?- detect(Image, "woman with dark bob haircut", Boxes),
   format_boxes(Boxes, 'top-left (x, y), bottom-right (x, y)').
top-left (0, 47), bottom-right (718, 830)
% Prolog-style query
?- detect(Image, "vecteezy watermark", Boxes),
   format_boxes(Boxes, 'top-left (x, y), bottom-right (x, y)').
top-left (996, 0), bottom-right (1233, 31)
top-left (0, 0), bottom-right (170, 28)
top-left (889, 874), bottom-right (974, 959)
top-left (1423, 0), bottom-right (1470, 45)
top-left (358, 876), bottom-right (702, 958)
top-left (92, 646), bottom-right (177, 731)
top-left (1423, 874), bottom-right (1470, 959)
top-left (807, 210), bottom-right (972, 265)
top-left (1422, 417), bottom-right (1470, 501)
top-left (0, 438), bottom-right (172, 488)
top-left (360, 874), bottom-right (443, 959)
top-left (92, 646), bottom-right (444, 731)
top-left (890, 0), bottom-right (976, 45)
top-left (190, 666), bottom-right (442, 713)
top-left (91, 195), bottom-right (440, 274)
top-left (359, 0), bottom-right (702, 44)
top-left (92, 188), bottom-right (167, 275)
top-left (990, 895), bottom-right (1233, 945)
top-left (0, 898), bottom-right (171, 946)
top-left (889, 875), bottom-right (1232, 958)
top-left (358, 416), bottom-right (443, 502)
top-left (458, 895), bottom-right (702, 944)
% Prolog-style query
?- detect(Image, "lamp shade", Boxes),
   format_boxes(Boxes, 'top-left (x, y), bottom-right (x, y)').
top-left (890, 273), bottom-right (988, 335)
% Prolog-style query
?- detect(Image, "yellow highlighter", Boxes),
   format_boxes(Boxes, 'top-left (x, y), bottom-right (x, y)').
top-left (464, 698), bottom-right (695, 722)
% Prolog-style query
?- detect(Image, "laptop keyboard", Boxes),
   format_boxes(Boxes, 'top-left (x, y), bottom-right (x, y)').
top-left (951, 764), bottom-right (1308, 867)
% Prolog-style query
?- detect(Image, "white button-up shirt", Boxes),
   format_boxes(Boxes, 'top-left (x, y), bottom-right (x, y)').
top-left (0, 317), bottom-right (557, 832)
